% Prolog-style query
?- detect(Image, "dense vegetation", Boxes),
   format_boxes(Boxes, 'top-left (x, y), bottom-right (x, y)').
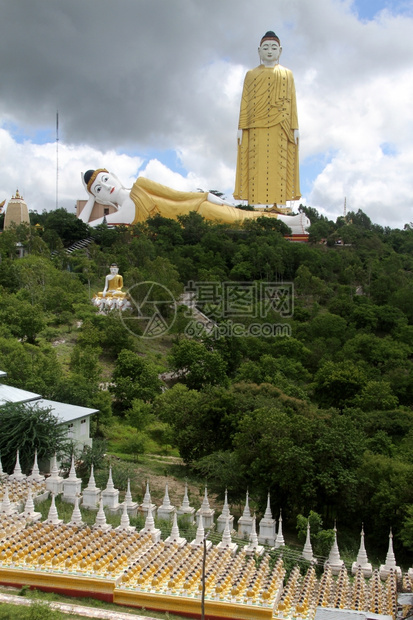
top-left (1, 206), bottom-right (413, 565)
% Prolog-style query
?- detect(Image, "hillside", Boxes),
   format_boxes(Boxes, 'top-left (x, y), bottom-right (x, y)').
top-left (0, 206), bottom-right (412, 565)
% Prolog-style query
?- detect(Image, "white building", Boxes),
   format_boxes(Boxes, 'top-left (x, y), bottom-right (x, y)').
top-left (0, 370), bottom-right (96, 470)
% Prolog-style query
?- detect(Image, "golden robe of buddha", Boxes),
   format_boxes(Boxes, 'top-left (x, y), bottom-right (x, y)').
top-left (96, 264), bottom-right (126, 299)
top-left (234, 31), bottom-right (301, 206)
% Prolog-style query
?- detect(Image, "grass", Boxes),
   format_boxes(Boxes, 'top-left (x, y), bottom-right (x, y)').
top-left (0, 586), bottom-right (189, 619)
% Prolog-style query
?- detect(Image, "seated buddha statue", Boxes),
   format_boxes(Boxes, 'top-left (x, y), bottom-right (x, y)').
top-left (93, 264), bottom-right (130, 311)
top-left (98, 264), bottom-right (126, 299)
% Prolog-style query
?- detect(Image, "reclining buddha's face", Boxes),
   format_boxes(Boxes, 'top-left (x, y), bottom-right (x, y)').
top-left (91, 171), bottom-right (124, 204)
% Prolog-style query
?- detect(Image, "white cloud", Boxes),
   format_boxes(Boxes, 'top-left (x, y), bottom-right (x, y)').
top-left (0, 131), bottom-right (143, 214)
top-left (0, 0), bottom-right (412, 227)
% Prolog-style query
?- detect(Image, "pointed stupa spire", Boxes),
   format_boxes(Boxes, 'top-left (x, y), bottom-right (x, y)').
top-left (221, 489), bottom-right (230, 518)
top-left (325, 521), bottom-right (344, 575)
top-left (14, 449), bottom-right (22, 476)
top-left (30, 450), bottom-right (41, 479)
top-left (352, 523), bottom-right (371, 576)
top-left (379, 528), bottom-right (401, 578)
top-left (120, 500), bottom-right (131, 529)
top-left (10, 449), bottom-right (25, 480)
top-left (196, 484), bottom-right (215, 528)
top-left (264, 492), bottom-right (273, 519)
top-left (124, 478), bottom-right (133, 505)
top-left (165, 509), bottom-right (186, 546)
top-left (222, 516), bottom-right (232, 546)
top-left (50, 453), bottom-right (59, 478)
top-left (70, 495), bottom-right (83, 526)
top-left (201, 486), bottom-right (211, 511)
top-left (85, 464), bottom-right (97, 490)
top-left (23, 487), bottom-right (41, 522)
top-left (94, 498), bottom-right (109, 529)
top-left (329, 522), bottom-right (341, 563)
top-left (119, 500), bottom-right (137, 531)
top-left (96, 498), bottom-right (106, 526)
top-left (181, 482), bottom-right (190, 510)
top-left (357, 524), bottom-right (369, 565)
top-left (140, 504), bottom-right (161, 541)
top-left (46, 452), bottom-right (63, 496)
top-left (105, 466), bottom-right (115, 492)
top-left (243, 490), bottom-right (251, 517)
top-left (250, 514), bottom-right (258, 545)
top-left (116, 498), bottom-right (135, 532)
top-left (144, 504), bottom-right (155, 531)
top-left (45, 494), bottom-right (61, 524)
top-left (25, 488), bottom-right (35, 515)
top-left (244, 512), bottom-right (264, 555)
top-left (68, 454), bottom-right (77, 480)
top-left (169, 510), bottom-right (180, 539)
top-left (165, 510), bottom-right (186, 547)
top-left (0, 485), bottom-right (13, 514)
top-left (275, 509), bottom-right (285, 548)
top-left (302, 520), bottom-right (315, 562)
top-left (385, 528), bottom-right (397, 567)
top-left (161, 482), bottom-right (173, 509)
top-left (193, 513), bottom-right (205, 545)
top-left (142, 480), bottom-right (151, 505)
top-left (218, 515), bottom-right (238, 553)
top-left (191, 513), bottom-right (211, 549)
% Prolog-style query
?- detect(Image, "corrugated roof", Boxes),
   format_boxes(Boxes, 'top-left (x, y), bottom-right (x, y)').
top-left (0, 384), bottom-right (41, 406)
top-left (32, 399), bottom-right (98, 423)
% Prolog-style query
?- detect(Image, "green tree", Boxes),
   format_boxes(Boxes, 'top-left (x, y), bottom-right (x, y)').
top-left (154, 383), bottom-right (238, 462)
top-left (313, 361), bottom-right (368, 409)
top-left (43, 207), bottom-right (91, 245)
top-left (352, 381), bottom-right (398, 411)
top-left (126, 398), bottom-right (154, 430)
top-left (110, 349), bottom-right (163, 412)
top-left (0, 293), bottom-right (46, 343)
top-left (296, 510), bottom-right (335, 556)
top-left (70, 344), bottom-right (102, 384)
top-left (0, 402), bottom-right (69, 473)
top-left (400, 504), bottom-right (413, 552)
top-left (169, 339), bottom-right (228, 390)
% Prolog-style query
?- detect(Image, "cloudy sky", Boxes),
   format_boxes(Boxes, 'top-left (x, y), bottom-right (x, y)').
top-left (1, 0), bottom-right (412, 228)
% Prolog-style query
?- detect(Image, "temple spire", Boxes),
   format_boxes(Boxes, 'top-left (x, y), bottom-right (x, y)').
top-left (302, 520), bottom-right (315, 562)
top-left (85, 464), bottom-right (97, 490)
top-left (275, 509), bottom-right (285, 548)
top-left (45, 494), bottom-right (62, 524)
top-left (94, 498), bottom-right (111, 531)
top-left (69, 495), bottom-right (83, 526)
top-left (352, 524), bottom-right (371, 577)
top-left (243, 490), bottom-right (251, 518)
top-left (264, 492), bottom-right (273, 519)
top-left (380, 528), bottom-right (402, 578)
top-left (105, 466), bottom-right (115, 492)
top-left (325, 521), bottom-right (344, 575)
top-left (165, 510), bottom-right (186, 547)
